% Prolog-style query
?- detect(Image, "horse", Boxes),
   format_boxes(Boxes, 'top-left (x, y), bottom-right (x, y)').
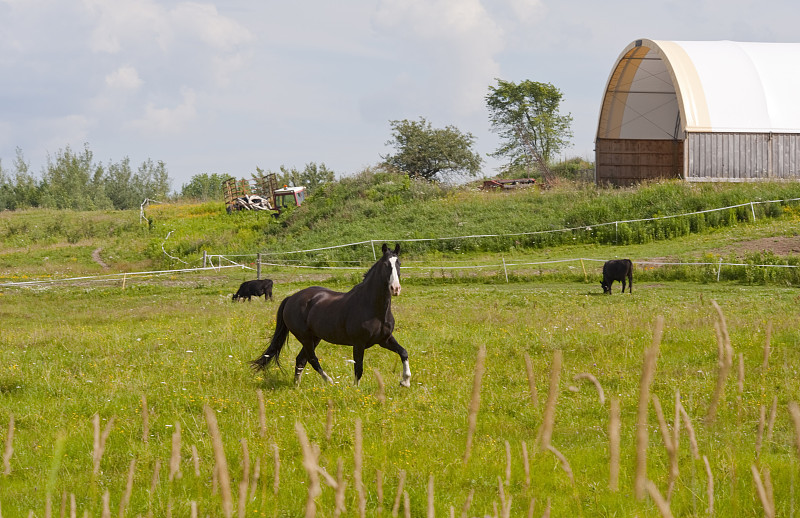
top-left (250, 243), bottom-right (411, 387)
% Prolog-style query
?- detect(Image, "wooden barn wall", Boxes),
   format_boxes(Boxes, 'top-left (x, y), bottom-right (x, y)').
top-left (595, 138), bottom-right (683, 186)
top-left (687, 133), bottom-right (800, 181)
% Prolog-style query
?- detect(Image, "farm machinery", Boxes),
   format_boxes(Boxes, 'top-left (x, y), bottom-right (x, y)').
top-left (224, 173), bottom-right (306, 214)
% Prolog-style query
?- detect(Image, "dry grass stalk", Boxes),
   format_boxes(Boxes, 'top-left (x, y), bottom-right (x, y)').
top-left (523, 353), bottom-right (539, 409)
top-left (504, 440), bottom-right (512, 486)
top-left (751, 464), bottom-right (775, 518)
top-left (45, 494), bottom-right (51, 518)
top-left (190, 501), bottom-right (197, 518)
top-left (764, 468), bottom-right (775, 513)
top-left (427, 474), bottom-right (435, 518)
top-left (326, 399), bottom-right (334, 442)
top-left (141, 395), bottom-right (149, 444)
top-left (706, 301), bottom-right (734, 425)
top-left (702, 455), bottom-right (713, 515)
top-left (238, 439), bottom-right (250, 518)
top-left (295, 421), bottom-right (321, 518)
top-left (191, 445), bottom-right (201, 477)
top-left (70, 494), bottom-right (76, 518)
top-left (249, 456), bottom-right (261, 500)
top-left (118, 458), bottom-right (136, 518)
top-left (333, 458), bottom-right (347, 517)
top-left (203, 405), bottom-right (233, 518)
top-left (678, 402), bottom-right (700, 459)
top-left (756, 404), bottom-right (767, 457)
top-left (522, 441), bottom-right (530, 489)
top-left (392, 469), bottom-right (407, 517)
top-left (149, 459), bottom-right (161, 502)
top-left (635, 315), bottom-right (663, 500)
top-left (651, 395), bottom-right (679, 500)
top-left (61, 491), bottom-right (67, 518)
top-left (546, 445), bottom-right (575, 486)
top-left (767, 395), bottom-right (778, 443)
top-left (609, 397), bottom-right (621, 492)
top-left (256, 389), bottom-right (267, 438)
top-left (463, 345), bottom-right (487, 464)
top-left (93, 415), bottom-right (115, 476)
top-left (169, 422), bottom-right (182, 482)
top-left (497, 476), bottom-right (506, 514)
top-left (101, 490), bottom-right (111, 518)
top-left (2, 414), bottom-right (13, 475)
top-left (541, 497), bottom-right (551, 518)
top-left (574, 373), bottom-right (605, 405)
top-left (355, 418), bottom-right (366, 518)
top-left (373, 368), bottom-right (386, 404)
top-left (272, 443), bottom-right (280, 496)
top-left (539, 349), bottom-right (563, 449)
top-left (497, 476), bottom-right (512, 518)
top-left (672, 391), bottom-right (681, 464)
top-left (403, 491), bottom-right (411, 518)
top-left (645, 480), bottom-right (674, 518)
top-left (377, 469), bottom-right (384, 515)
top-left (762, 320), bottom-right (772, 372)
top-left (527, 497), bottom-right (535, 518)
top-left (460, 488), bottom-right (474, 518)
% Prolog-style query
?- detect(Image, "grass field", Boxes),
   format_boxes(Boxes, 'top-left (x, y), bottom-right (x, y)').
top-left (2, 267), bottom-right (800, 516)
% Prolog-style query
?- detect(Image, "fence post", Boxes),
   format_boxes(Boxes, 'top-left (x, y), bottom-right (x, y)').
top-left (257, 253), bottom-right (262, 280)
top-left (580, 259), bottom-right (587, 282)
top-left (717, 258), bottom-right (723, 282)
top-left (503, 257), bottom-right (509, 283)
top-left (370, 241), bottom-right (377, 261)
top-left (202, 251), bottom-right (207, 269)
top-left (750, 202), bottom-right (757, 222)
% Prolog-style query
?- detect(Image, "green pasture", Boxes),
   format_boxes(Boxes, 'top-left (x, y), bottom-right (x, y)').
top-left (1, 271), bottom-right (799, 517)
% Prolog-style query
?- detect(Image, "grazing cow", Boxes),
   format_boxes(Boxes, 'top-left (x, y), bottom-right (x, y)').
top-left (601, 259), bottom-right (633, 294)
top-left (233, 279), bottom-right (274, 302)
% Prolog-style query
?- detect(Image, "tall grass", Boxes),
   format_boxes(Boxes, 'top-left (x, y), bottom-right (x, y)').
top-left (2, 275), bottom-right (800, 515)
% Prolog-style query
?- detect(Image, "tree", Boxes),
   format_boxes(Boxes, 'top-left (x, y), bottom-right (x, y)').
top-left (273, 162), bottom-right (335, 196)
top-left (486, 79), bottom-right (573, 185)
top-left (180, 173), bottom-right (229, 201)
top-left (383, 117), bottom-right (482, 182)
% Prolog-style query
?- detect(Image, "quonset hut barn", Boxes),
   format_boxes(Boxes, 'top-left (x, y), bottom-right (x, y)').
top-left (596, 39), bottom-right (800, 186)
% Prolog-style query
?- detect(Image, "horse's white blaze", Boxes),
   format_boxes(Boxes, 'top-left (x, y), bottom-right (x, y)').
top-left (388, 256), bottom-right (401, 295)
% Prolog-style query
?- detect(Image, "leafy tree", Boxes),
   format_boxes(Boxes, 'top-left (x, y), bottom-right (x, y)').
top-left (39, 144), bottom-right (111, 210)
top-left (274, 162), bottom-right (335, 195)
top-left (180, 173), bottom-right (230, 201)
top-left (486, 79), bottom-right (573, 185)
top-left (382, 117), bottom-right (482, 182)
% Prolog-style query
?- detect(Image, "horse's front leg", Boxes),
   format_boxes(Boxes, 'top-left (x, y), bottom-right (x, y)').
top-left (352, 346), bottom-right (365, 386)
top-left (294, 349), bottom-right (309, 386)
top-left (380, 335), bottom-right (411, 387)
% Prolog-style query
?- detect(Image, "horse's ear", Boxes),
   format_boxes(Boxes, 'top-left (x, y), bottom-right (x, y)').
top-left (394, 243), bottom-right (400, 255)
top-left (382, 243), bottom-right (389, 255)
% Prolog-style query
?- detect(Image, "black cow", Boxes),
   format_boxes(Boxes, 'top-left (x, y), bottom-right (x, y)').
top-left (233, 279), bottom-right (274, 302)
top-left (601, 259), bottom-right (633, 294)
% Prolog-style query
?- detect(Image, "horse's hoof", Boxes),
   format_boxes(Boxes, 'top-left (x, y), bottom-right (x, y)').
top-left (400, 378), bottom-right (411, 388)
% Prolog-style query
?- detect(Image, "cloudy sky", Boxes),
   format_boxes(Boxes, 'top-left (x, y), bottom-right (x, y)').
top-left (1, 0), bottom-right (799, 190)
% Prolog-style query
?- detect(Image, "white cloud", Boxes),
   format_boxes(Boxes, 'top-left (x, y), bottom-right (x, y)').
top-left (371, 0), bottom-right (505, 116)
top-left (129, 88), bottom-right (197, 135)
top-left (171, 2), bottom-right (254, 52)
top-left (105, 65), bottom-right (142, 90)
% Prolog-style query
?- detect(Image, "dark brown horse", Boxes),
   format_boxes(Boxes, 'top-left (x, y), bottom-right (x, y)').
top-left (250, 243), bottom-right (411, 387)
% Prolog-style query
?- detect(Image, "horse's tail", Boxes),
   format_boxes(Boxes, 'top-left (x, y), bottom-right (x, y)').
top-left (250, 297), bottom-right (290, 372)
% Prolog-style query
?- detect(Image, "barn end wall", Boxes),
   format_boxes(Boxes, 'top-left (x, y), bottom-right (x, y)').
top-left (687, 132), bottom-right (800, 181)
top-left (595, 138), bottom-right (683, 186)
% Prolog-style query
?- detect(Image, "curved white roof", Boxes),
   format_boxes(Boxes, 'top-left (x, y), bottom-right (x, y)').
top-left (597, 39), bottom-right (800, 139)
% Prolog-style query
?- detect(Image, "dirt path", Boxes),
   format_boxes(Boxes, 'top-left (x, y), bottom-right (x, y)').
top-left (91, 247), bottom-right (110, 269)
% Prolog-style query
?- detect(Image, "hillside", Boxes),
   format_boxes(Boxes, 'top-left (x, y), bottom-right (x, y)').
top-left (1, 172), bottom-right (799, 284)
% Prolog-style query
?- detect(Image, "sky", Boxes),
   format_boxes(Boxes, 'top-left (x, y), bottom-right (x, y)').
top-left (2, 0), bottom-right (800, 191)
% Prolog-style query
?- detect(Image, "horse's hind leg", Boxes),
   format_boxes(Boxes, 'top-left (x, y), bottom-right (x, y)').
top-left (380, 335), bottom-right (411, 387)
top-left (300, 338), bottom-right (333, 385)
top-left (294, 349), bottom-right (309, 386)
